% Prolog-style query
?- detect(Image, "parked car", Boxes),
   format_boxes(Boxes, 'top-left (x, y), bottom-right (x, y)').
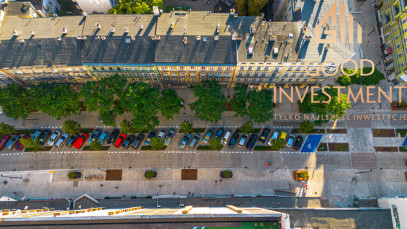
top-left (47, 130), bottom-right (61, 146)
top-left (122, 135), bottom-right (136, 149)
top-left (0, 135), bottom-right (10, 150)
top-left (228, 133), bottom-right (240, 149)
top-left (6, 136), bottom-right (19, 149)
top-left (73, 133), bottom-right (88, 149)
top-left (188, 133), bottom-right (200, 148)
top-left (131, 133), bottom-right (145, 149)
top-left (286, 134), bottom-right (296, 147)
top-left (38, 130), bottom-right (51, 146)
top-left (97, 132), bottom-right (109, 144)
top-left (268, 130), bottom-right (280, 146)
top-left (144, 131), bottom-right (156, 145)
top-left (259, 128), bottom-right (270, 144)
top-left (55, 133), bottom-right (69, 148)
top-left (180, 134), bottom-right (191, 149)
top-left (164, 129), bottom-right (175, 145)
top-left (214, 128), bottom-right (224, 139)
top-left (203, 128), bottom-right (215, 143)
top-left (280, 131), bottom-right (287, 140)
top-left (293, 136), bottom-right (304, 150)
top-left (114, 133), bottom-right (127, 148)
top-left (66, 135), bottom-right (78, 147)
top-left (157, 130), bottom-right (166, 140)
top-left (107, 129), bottom-right (120, 145)
top-left (89, 129), bottom-right (101, 143)
top-left (238, 134), bottom-right (248, 147)
top-left (32, 130), bottom-right (42, 142)
top-left (246, 134), bottom-right (258, 150)
top-left (15, 134), bottom-right (30, 151)
top-left (221, 131), bottom-right (231, 145)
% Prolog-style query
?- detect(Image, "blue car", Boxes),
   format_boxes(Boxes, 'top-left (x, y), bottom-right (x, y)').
top-left (97, 132), bottom-right (109, 144)
top-left (180, 134), bottom-right (191, 149)
top-left (214, 128), bottom-right (224, 139)
top-left (89, 129), bottom-right (101, 143)
top-left (145, 131), bottom-right (156, 145)
top-left (203, 128), bottom-right (215, 144)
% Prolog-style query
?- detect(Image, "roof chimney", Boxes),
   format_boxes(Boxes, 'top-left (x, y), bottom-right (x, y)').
top-left (124, 27), bottom-right (129, 33)
top-left (95, 23), bottom-right (101, 29)
top-left (170, 21), bottom-right (174, 29)
top-left (214, 35), bottom-right (219, 40)
top-left (216, 24), bottom-right (220, 33)
top-left (184, 27), bottom-right (186, 34)
top-left (183, 37), bottom-right (188, 44)
top-left (82, 12), bottom-right (87, 17)
top-left (140, 24), bottom-right (143, 30)
top-left (110, 27), bottom-right (115, 33)
top-left (62, 28), bottom-right (67, 34)
top-left (13, 30), bottom-right (18, 36)
top-left (31, 31), bottom-right (35, 36)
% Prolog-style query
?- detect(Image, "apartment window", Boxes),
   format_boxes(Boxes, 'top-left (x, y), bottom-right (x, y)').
top-left (385, 33), bottom-right (389, 39)
top-left (256, 67), bottom-right (262, 71)
top-left (399, 62), bottom-right (405, 68)
top-left (295, 78), bottom-right (301, 82)
top-left (108, 67), bottom-right (113, 71)
top-left (247, 67), bottom-right (253, 71)
top-left (283, 72), bottom-right (289, 77)
top-left (261, 72), bottom-right (267, 77)
top-left (209, 67), bottom-right (215, 71)
top-left (296, 67), bottom-right (302, 71)
top-left (226, 67), bottom-right (231, 70)
top-left (140, 67), bottom-right (146, 71)
top-left (394, 5), bottom-right (400, 15)
top-left (180, 66), bottom-right (185, 70)
top-left (394, 34), bottom-right (400, 40)
top-left (385, 14), bottom-right (391, 24)
top-left (396, 43), bottom-right (401, 49)
top-left (287, 79), bottom-right (292, 82)
top-left (123, 67), bottom-right (130, 71)
top-left (287, 67), bottom-right (293, 71)
top-left (217, 67), bottom-right (222, 71)
top-left (402, 18), bottom-right (407, 25)
top-left (190, 67), bottom-right (196, 70)
top-left (264, 67), bottom-right (269, 71)
top-left (240, 67), bottom-right (245, 71)
top-left (92, 67), bottom-right (97, 70)
top-left (253, 72), bottom-right (259, 77)
top-left (398, 53), bottom-right (403, 58)
top-left (393, 26), bottom-right (399, 32)
top-left (245, 73), bottom-right (251, 77)
top-left (404, 28), bottom-right (407, 34)
top-left (116, 67), bottom-right (122, 71)
top-left (201, 67), bottom-right (206, 71)
top-left (238, 72), bottom-right (243, 76)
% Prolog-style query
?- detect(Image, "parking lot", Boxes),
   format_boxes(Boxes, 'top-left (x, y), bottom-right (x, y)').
top-left (0, 126), bottom-right (305, 155)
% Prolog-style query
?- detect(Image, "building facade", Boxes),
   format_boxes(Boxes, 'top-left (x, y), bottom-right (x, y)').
top-left (377, 0), bottom-right (407, 85)
top-left (75, 0), bottom-right (117, 14)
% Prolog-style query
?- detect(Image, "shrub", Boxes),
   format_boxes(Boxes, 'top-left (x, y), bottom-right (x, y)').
top-left (220, 170), bottom-right (233, 179)
top-left (180, 120), bottom-right (193, 133)
top-left (67, 171), bottom-right (81, 179)
top-left (145, 170), bottom-right (157, 179)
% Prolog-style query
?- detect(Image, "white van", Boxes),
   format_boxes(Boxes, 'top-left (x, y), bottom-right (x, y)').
top-left (221, 131), bottom-right (232, 145)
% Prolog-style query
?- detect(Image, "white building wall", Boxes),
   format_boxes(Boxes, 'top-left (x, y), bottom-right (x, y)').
top-left (75, 0), bottom-right (116, 14)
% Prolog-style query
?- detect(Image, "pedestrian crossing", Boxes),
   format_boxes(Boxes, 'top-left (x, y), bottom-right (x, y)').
top-left (40, 126), bottom-right (62, 129)
top-left (107, 151), bottom-right (139, 154)
top-left (165, 151), bottom-right (196, 154)
top-left (48, 151), bottom-right (82, 154)
top-left (206, 126), bottom-right (294, 129)
top-left (0, 152), bottom-right (24, 156)
top-left (220, 151), bottom-right (253, 154)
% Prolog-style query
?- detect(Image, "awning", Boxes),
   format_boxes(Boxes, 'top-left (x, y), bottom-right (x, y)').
top-left (300, 135), bottom-right (323, 153)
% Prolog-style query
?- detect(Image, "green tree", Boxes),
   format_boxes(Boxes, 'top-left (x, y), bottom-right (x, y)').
top-left (159, 89), bottom-right (182, 120)
top-left (190, 80), bottom-right (227, 122)
top-left (337, 74), bottom-right (352, 86)
top-left (180, 120), bottom-right (193, 133)
top-left (231, 86), bottom-right (274, 123)
top-left (247, 0), bottom-right (268, 16)
top-left (337, 68), bottom-right (385, 86)
top-left (144, 170), bottom-right (157, 179)
top-left (271, 138), bottom-right (286, 151)
top-left (240, 120), bottom-right (254, 134)
top-left (0, 122), bottom-right (15, 135)
top-left (31, 83), bottom-right (81, 120)
top-left (62, 120), bottom-right (81, 135)
top-left (209, 138), bottom-right (223, 151)
top-left (120, 119), bottom-right (134, 134)
top-left (231, 84), bottom-right (249, 117)
top-left (0, 84), bottom-right (36, 119)
top-left (299, 86), bottom-right (351, 126)
top-left (80, 74), bottom-right (127, 126)
top-left (150, 136), bottom-right (165, 150)
top-left (19, 138), bottom-right (42, 152)
top-left (122, 82), bottom-right (160, 132)
top-left (108, 0), bottom-right (163, 14)
top-left (220, 170), bottom-right (233, 178)
top-left (235, 0), bottom-right (247, 16)
top-left (299, 120), bottom-right (314, 134)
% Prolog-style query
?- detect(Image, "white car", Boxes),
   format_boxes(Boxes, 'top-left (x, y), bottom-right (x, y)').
top-left (157, 130), bottom-right (166, 140)
top-left (47, 130), bottom-right (61, 146)
top-left (55, 133), bottom-right (69, 148)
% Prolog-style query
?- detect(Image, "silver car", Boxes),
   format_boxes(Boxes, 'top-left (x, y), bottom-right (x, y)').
top-left (47, 130), bottom-right (61, 146)
top-left (55, 133), bottom-right (69, 148)
top-left (164, 129), bottom-right (175, 145)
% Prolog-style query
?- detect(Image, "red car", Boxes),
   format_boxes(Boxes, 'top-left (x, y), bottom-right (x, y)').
top-left (73, 133), bottom-right (88, 149)
top-left (0, 135), bottom-right (10, 150)
top-left (114, 133), bottom-right (127, 148)
top-left (15, 134), bottom-right (30, 151)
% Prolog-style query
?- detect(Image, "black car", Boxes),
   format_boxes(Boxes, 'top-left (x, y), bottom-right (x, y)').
top-left (228, 133), bottom-right (240, 149)
top-left (38, 130), bottom-right (51, 146)
top-left (293, 136), bottom-right (304, 150)
top-left (131, 133), bottom-right (145, 149)
top-left (246, 134), bottom-right (258, 150)
top-left (107, 129), bottom-right (120, 145)
top-left (258, 128), bottom-right (270, 144)
top-left (66, 134), bottom-right (78, 147)
top-left (122, 135), bottom-right (136, 149)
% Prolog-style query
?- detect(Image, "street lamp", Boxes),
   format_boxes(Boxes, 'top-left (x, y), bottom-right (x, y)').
top-left (355, 169), bottom-right (373, 174)
top-left (269, 167), bottom-right (279, 173)
top-left (1, 174), bottom-right (22, 179)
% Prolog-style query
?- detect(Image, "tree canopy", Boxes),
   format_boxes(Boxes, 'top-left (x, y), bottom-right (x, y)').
top-left (180, 120), bottom-right (193, 133)
top-left (240, 120), bottom-right (254, 134)
top-left (31, 83), bottom-right (81, 120)
top-left (190, 80), bottom-right (227, 122)
top-left (337, 68), bottom-right (385, 86)
top-left (0, 122), bottom-right (15, 135)
top-left (270, 138), bottom-right (286, 151)
top-left (0, 84), bottom-right (36, 119)
top-left (122, 82), bottom-right (160, 132)
top-left (236, 0), bottom-right (268, 16)
top-left (159, 88), bottom-right (182, 120)
top-left (108, 0), bottom-right (163, 14)
top-left (62, 120), bottom-right (81, 135)
top-left (231, 85), bottom-right (274, 123)
top-left (299, 86), bottom-right (351, 125)
top-left (299, 120), bottom-right (314, 134)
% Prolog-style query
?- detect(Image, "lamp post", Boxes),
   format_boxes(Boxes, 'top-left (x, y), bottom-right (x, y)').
top-left (355, 169), bottom-right (373, 174)
top-left (269, 167), bottom-right (279, 173)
